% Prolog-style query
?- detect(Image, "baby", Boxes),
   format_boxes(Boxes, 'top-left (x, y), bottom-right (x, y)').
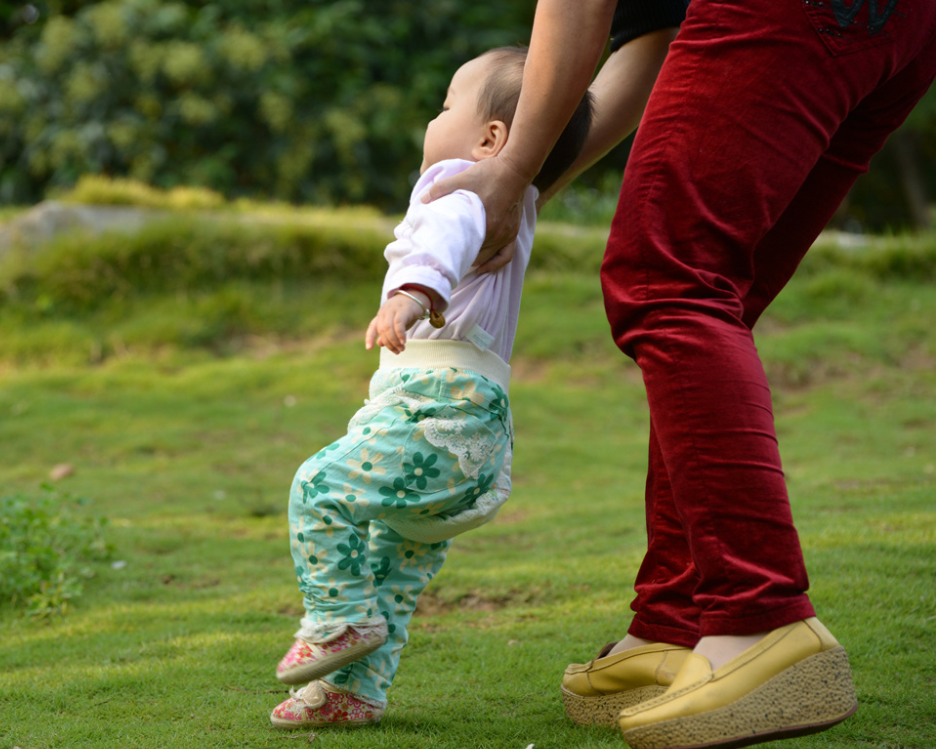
top-left (271, 45), bottom-right (593, 729)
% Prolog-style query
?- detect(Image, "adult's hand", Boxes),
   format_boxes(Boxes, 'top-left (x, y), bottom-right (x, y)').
top-left (475, 240), bottom-right (517, 274)
top-left (421, 155), bottom-right (532, 269)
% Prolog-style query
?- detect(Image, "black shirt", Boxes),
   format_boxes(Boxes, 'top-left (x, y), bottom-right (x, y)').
top-left (610, 0), bottom-right (689, 52)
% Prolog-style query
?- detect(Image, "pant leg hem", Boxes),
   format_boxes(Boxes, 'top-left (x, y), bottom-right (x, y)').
top-left (628, 617), bottom-right (700, 649)
top-left (699, 598), bottom-right (816, 637)
top-left (321, 678), bottom-right (388, 710)
top-left (296, 615), bottom-right (387, 643)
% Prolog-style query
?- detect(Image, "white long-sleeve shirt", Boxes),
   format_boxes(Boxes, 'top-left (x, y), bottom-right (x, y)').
top-left (380, 159), bottom-right (538, 364)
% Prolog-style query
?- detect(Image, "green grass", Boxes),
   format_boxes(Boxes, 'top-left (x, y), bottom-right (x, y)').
top-left (1, 225), bottom-right (936, 748)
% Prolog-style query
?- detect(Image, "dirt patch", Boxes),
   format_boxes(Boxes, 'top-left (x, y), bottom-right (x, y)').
top-left (276, 588), bottom-right (532, 621)
top-left (509, 358), bottom-right (551, 383)
top-left (414, 589), bottom-right (530, 618)
top-left (833, 477), bottom-right (927, 494)
top-left (190, 576), bottom-right (222, 589)
top-left (766, 345), bottom-right (936, 393)
top-left (491, 507), bottom-right (529, 526)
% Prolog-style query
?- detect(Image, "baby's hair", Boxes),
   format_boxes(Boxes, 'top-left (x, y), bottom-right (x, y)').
top-left (476, 47), bottom-right (526, 128)
top-left (476, 45), bottom-right (594, 193)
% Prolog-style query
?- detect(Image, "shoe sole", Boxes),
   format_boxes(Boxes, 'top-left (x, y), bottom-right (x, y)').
top-left (619, 646), bottom-right (858, 749)
top-left (562, 684), bottom-right (668, 726)
top-left (276, 637), bottom-right (386, 686)
top-left (270, 715), bottom-right (380, 729)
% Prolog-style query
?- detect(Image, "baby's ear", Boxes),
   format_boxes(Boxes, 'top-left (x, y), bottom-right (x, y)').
top-left (471, 120), bottom-right (509, 160)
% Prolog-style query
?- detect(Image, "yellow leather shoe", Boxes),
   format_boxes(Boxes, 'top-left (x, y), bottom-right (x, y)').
top-left (561, 641), bottom-right (691, 726)
top-left (617, 618), bottom-right (858, 749)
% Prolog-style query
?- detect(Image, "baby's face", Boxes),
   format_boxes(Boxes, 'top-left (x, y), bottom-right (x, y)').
top-left (421, 55), bottom-right (496, 173)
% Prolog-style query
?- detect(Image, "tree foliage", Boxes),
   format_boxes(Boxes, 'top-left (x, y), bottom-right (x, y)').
top-left (0, 0), bottom-right (533, 208)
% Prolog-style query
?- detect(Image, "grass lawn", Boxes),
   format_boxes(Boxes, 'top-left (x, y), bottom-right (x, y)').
top-left (1, 242), bottom-right (935, 748)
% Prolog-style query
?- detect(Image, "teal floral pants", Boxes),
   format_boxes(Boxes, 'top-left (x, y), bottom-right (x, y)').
top-left (288, 365), bottom-right (511, 705)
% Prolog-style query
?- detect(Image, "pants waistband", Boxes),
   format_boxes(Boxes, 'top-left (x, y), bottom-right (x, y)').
top-left (379, 340), bottom-right (511, 393)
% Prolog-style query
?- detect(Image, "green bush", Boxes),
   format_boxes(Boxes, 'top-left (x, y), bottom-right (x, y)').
top-left (63, 174), bottom-right (225, 209)
top-left (0, 486), bottom-right (111, 618)
top-left (2, 198), bottom-right (934, 364)
top-left (2, 207), bottom-right (933, 319)
top-left (861, 235), bottom-right (936, 280)
top-left (0, 184), bottom-right (615, 316)
top-left (804, 235), bottom-right (936, 281)
top-left (538, 171), bottom-right (624, 227)
top-left (0, 213), bottom-right (392, 313)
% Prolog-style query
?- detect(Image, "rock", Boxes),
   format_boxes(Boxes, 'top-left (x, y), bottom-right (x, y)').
top-left (0, 201), bottom-right (164, 261)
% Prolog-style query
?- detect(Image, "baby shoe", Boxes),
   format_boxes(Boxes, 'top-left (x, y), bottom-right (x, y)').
top-left (276, 621), bottom-right (388, 685)
top-left (270, 681), bottom-right (383, 728)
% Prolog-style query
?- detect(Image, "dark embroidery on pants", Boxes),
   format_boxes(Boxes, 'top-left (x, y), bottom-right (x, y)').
top-left (830, 0), bottom-right (900, 34)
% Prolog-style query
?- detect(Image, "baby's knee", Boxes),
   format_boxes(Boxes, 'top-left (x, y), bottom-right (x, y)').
top-left (289, 459), bottom-right (333, 509)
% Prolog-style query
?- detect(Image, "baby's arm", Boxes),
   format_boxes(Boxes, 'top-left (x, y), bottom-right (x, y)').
top-left (368, 163), bottom-right (485, 353)
top-left (384, 180), bottom-right (483, 304)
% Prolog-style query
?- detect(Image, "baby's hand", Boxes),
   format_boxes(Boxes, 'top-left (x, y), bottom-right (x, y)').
top-left (365, 293), bottom-right (425, 354)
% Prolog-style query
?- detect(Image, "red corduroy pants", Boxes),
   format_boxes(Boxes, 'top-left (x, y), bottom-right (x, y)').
top-left (602, 0), bottom-right (936, 646)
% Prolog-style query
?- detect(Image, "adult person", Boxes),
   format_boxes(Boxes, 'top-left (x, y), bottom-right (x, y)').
top-left (425, 1), bottom-right (936, 747)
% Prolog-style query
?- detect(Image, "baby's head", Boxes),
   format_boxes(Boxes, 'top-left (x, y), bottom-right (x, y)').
top-left (421, 46), bottom-right (593, 192)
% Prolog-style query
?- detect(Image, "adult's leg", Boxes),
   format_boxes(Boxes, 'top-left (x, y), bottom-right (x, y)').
top-left (603, 0), bottom-right (936, 640)
top-left (618, 104), bottom-right (927, 648)
top-left (744, 50), bottom-right (936, 325)
top-left (627, 421), bottom-right (701, 647)
top-left (606, 0), bottom-right (936, 745)
top-left (559, 420), bottom-right (698, 726)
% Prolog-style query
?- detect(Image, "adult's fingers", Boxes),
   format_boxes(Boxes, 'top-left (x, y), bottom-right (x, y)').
top-left (475, 240), bottom-right (517, 275)
top-left (478, 201), bottom-right (523, 258)
top-left (420, 172), bottom-right (461, 204)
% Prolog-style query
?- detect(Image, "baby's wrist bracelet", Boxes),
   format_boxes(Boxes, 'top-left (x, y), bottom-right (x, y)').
top-left (392, 288), bottom-right (446, 329)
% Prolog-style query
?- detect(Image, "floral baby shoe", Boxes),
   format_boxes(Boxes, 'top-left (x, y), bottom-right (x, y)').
top-left (270, 681), bottom-right (383, 728)
top-left (276, 621), bottom-right (388, 685)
